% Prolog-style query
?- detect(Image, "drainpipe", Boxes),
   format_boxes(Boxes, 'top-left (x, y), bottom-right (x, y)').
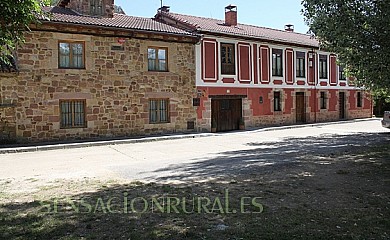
top-left (312, 47), bottom-right (317, 123)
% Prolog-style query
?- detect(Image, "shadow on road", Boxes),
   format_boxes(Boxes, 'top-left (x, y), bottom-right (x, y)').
top-left (145, 132), bottom-right (390, 182)
top-left (0, 132), bottom-right (389, 239)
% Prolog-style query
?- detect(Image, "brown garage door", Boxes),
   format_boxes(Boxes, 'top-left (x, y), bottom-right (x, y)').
top-left (211, 98), bottom-right (242, 132)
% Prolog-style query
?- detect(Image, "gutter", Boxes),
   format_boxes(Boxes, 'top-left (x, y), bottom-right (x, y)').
top-left (31, 20), bottom-right (200, 43)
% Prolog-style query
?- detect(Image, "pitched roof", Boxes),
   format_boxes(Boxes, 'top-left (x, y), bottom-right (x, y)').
top-left (42, 7), bottom-right (195, 36)
top-left (159, 12), bottom-right (319, 48)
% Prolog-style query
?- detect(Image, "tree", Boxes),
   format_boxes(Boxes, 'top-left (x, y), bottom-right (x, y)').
top-left (0, 0), bottom-right (51, 64)
top-left (302, 0), bottom-right (390, 91)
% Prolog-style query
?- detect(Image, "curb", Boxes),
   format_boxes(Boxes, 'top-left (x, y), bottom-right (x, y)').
top-left (0, 118), bottom-right (378, 154)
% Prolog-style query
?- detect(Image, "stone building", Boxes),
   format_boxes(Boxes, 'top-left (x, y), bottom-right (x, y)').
top-left (0, 1), bottom-right (373, 143)
top-left (0, 0), bottom-right (199, 143)
top-left (156, 5), bottom-right (373, 132)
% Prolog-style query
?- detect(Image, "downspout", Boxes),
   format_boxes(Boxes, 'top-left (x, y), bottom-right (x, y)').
top-left (313, 47), bottom-right (317, 123)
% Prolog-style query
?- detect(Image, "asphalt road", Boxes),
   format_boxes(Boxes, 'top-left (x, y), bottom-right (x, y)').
top-left (0, 119), bottom-right (389, 184)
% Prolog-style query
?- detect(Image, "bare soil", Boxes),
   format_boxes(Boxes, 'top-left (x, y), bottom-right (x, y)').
top-left (0, 133), bottom-right (389, 239)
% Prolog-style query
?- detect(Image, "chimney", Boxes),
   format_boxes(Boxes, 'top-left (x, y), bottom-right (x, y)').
top-left (159, 5), bottom-right (170, 13)
top-left (225, 4), bottom-right (237, 26)
top-left (105, 0), bottom-right (115, 18)
top-left (285, 24), bottom-right (294, 32)
top-left (62, 0), bottom-right (115, 18)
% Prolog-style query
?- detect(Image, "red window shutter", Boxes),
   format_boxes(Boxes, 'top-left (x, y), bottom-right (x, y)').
top-left (260, 46), bottom-right (269, 83)
top-left (285, 49), bottom-right (294, 84)
top-left (330, 55), bottom-right (337, 85)
top-left (202, 40), bottom-right (218, 81)
top-left (238, 44), bottom-right (251, 82)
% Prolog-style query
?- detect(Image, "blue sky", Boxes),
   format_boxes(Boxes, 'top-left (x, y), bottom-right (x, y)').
top-left (115, 0), bottom-right (309, 34)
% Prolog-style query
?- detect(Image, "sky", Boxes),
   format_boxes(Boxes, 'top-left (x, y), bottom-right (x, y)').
top-left (115, 0), bottom-right (310, 34)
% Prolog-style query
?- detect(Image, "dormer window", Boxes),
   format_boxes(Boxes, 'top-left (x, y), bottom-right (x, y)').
top-left (90, 0), bottom-right (103, 16)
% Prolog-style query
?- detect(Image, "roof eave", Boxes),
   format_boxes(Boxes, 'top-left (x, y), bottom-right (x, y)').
top-left (32, 20), bottom-right (200, 43)
top-left (197, 29), bottom-right (319, 49)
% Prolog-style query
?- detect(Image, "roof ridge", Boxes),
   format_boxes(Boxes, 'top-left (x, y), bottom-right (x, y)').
top-left (168, 11), bottom-right (312, 36)
top-left (40, 7), bottom-right (197, 37)
top-left (168, 12), bottom-right (224, 22)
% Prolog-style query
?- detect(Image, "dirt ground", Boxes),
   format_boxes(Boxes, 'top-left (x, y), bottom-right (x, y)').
top-left (0, 129), bottom-right (389, 239)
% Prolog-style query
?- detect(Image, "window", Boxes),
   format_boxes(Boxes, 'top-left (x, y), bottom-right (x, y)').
top-left (221, 43), bottom-right (235, 75)
top-left (90, 0), bottom-right (103, 15)
top-left (274, 91), bottom-right (282, 112)
top-left (149, 99), bottom-right (169, 123)
top-left (339, 66), bottom-right (346, 80)
top-left (148, 47), bottom-right (168, 71)
top-left (60, 100), bottom-right (86, 128)
top-left (296, 51), bottom-right (305, 78)
top-left (320, 92), bottom-right (327, 109)
top-left (357, 92), bottom-right (362, 107)
top-left (319, 55), bottom-right (328, 79)
top-left (272, 49), bottom-right (283, 77)
top-left (59, 41), bottom-right (85, 69)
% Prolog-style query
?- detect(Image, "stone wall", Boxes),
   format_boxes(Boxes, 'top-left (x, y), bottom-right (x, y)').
top-left (0, 30), bottom-right (197, 142)
top-left (196, 87), bottom-right (372, 131)
top-left (67, 0), bottom-right (114, 18)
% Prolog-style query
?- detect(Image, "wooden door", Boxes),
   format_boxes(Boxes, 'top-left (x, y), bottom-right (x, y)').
top-left (296, 92), bottom-right (306, 123)
top-left (339, 92), bottom-right (346, 119)
top-left (211, 98), bottom-right (242, 132)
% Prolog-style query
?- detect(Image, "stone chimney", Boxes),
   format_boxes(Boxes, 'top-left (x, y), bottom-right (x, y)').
top-left (225, 4), bottom-right (237, 26)
top-left (284, 24), bottom-right (294, 32)
top-left (159, 6), bottom-right (170, 13)
top-left (59, 0), bottom-right (115, 18)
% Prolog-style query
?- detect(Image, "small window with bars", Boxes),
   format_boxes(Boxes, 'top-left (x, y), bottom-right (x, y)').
top-left (320, 91), bottom-right (327, 109)
top-left (60, 100), bottom-right (86, 128)
top-left (274, 91), bottom-right (282, 112)
top-left (149, 99), bottom-right (169, 124)
top-left (59, 41), bottom-right (85, 69)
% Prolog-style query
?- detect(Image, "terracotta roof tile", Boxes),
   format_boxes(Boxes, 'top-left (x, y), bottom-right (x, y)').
top-left (42, 7), bottom-right (194, 36)
top-left (161, 12), bottom-right (319, 47)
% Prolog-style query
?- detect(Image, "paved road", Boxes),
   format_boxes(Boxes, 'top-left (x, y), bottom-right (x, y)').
top-left (0, 119), bottom-right (389, 184)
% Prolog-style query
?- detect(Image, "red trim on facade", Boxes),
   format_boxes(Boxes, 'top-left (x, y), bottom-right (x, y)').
top-left (239, 81), bottom-right (251, 84)
top-left (222, 78), bottom-right (235, 83)
top-left (285, 49), bottom-right (294, 85)
top-left (349, 90), bottom-right (357, 110)
top-left (273, 79), bottom-right (283, 85)
top-left (284, 89), bottom-right (294, 114)
top-left (253, 44), bottom-right (258, 84)
top-left (340, 82), bottom-right (346, 86)
top-left (329, 55), bottom-right (337, 86)
top-left (320, 81), bottom-right (327, 86)
top-left (307, 52), bottom-right (316, 85)
top-left (297, 80), bottom-right (306, 85)
top-left (238, 44), bottom-right (251, 82)
top-left (260, 45), bottom-right (270, 83)
top-left (202, 39), bottom-right (218, 82)
top-left (328, 90), bottom-right (337, 111)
